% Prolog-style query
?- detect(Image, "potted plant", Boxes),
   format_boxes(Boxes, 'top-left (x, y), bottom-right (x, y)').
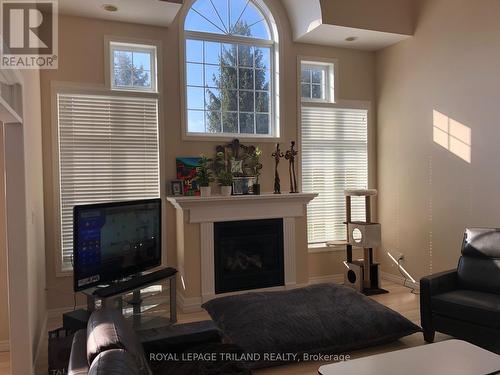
top-left (250, 147), bottom-right (263, 195)
top-left (196, 155), bottom-right (214, 197)
top-left (217, 169), bottom-right (233, 196)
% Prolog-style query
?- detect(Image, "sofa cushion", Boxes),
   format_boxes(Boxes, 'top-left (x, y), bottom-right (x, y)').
top-left (462, 228), bottom-right (500, 258)
top-left (203, 283), bottom-right (421, 368)
top-left (457, 257), bottom-right (500, 295)
top-left (89, 349), bottom-right (140, 375)
top-left (86, 309), bottom-right (151, 375)
top-left (432, 290), bottom-right (500, 328)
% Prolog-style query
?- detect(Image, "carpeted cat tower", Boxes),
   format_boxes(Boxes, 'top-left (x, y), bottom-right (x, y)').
top-left (343, 189), bottom-right (388, 295)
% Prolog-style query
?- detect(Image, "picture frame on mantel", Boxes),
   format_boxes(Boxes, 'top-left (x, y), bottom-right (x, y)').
top-left (232, 177), bottom-right (254, 195)
top-left (170, 180), bottom-right (183, 196)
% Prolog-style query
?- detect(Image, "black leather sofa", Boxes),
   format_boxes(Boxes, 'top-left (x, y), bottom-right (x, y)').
top-left (68, 308), bottom-right (153, 375)
top-left (420, 228), bottom-right (500, 349)
top-left (68, 308), bottom-right (251, 375)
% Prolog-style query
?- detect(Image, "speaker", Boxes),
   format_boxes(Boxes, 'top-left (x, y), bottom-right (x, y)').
top-left (344, 262), bottom-right (363, 292)
top-left (63, 309), bottom-right (91, 332)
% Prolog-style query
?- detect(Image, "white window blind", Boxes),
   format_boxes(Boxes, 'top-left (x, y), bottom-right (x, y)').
top-left (301, 105), bottom-right (368, 244)
top-left (57, 93), bottom-right (160, 270)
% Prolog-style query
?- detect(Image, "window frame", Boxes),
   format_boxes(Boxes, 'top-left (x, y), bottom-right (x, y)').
top-left (300, 58), bottom-right (337, 104)
top-left (296, 57), bottom-right (373, 253)
top-left (105, 39), bottom-right (158, 93)
top-left (180, 0), bottom-right (281, 141)
top-left (51, 82), bottom-right (165, 276)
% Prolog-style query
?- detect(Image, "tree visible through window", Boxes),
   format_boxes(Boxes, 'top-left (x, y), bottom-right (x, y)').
top-left (114, 51), bottom-right (151, 88)
top-left (110, 42), bottom-right (156, 92)
top-left (184, 0), bottom-right (277, 136)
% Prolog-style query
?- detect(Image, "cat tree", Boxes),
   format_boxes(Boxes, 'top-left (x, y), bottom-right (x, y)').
top-left (343, 189), bottom-right (388, 295)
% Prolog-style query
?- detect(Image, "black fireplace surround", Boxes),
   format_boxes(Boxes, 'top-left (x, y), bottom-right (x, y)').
top-left (214, 218), bottom-right (284, 294)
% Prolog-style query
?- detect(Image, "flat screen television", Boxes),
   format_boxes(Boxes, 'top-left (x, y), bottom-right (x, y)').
top-left (73, 198), bottom-right (161, 292)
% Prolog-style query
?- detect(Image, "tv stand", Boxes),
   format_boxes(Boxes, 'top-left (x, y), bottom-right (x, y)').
top-left (82, 267), bottom-right (178, 328)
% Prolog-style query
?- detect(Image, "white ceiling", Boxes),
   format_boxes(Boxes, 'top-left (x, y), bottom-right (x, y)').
top-left (58, 0), bottom-right (183, 27)
top-left (58, 0), bottom-right (411, 50)
top-left (297, 24), bottom-right (411, 51)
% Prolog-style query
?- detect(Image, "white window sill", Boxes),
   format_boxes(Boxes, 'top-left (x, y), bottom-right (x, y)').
top-left (182, 133), bottom-right (281, 143)
top-left (308, 242), bottom-right (346, 253)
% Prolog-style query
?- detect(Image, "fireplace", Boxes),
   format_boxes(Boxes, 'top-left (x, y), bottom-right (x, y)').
top-left (167, 193), bottom-right (317, 310)
top-left (214, 218), bottom-right (284, 294)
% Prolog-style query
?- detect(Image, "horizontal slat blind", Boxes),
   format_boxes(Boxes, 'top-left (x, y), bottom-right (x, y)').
top-left (57, 93), bottom-right (160, 270)
top-left (301, 105), bottom-right (368, 244)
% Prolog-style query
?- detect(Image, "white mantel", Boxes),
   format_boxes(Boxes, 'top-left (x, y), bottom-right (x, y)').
top-left (167, 193), bottom-right (317, 307)
top-left (167, 193), bottom-right (317, 223)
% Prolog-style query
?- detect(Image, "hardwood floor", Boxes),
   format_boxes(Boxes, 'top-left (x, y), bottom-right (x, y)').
top-left (0, 353), bottom-right (10, 375)
top-left (1, 281), bottom-right (451, 375)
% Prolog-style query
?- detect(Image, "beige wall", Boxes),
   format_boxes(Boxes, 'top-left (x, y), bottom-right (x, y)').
top-left (320, 0), bottom-right (415, 35)
top-left (41, 1), bottom-right (376, 309)
top-left (376, 0), bottom-right (500, 279)
top-left (0, 129), bottom-right (8, 345)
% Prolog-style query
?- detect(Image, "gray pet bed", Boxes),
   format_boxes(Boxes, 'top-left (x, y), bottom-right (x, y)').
top-left (202, 283), bottom-right (420, 368)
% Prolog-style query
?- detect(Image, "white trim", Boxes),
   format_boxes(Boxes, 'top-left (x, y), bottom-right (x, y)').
top-left (298, 56), bottom-right (339, 104)
top-left (300, 60), bottom-right (336, 104)
top-left (200, 222), bottom-right (215, 300)
top-left (381, 271), bottom-right (420, 291)
top-left (177, 293), bottom-right (203, 313)
top-left (179, 0), bottom-right (283, 141)
top-left (308, 274), bottom-right (344, 285)
top-left (104, 36), bottom-right (161, 93)
top-left (4, 123), bottom-right (33, 375)
top-left (168, 193), bottom-right (316, 304)
top-left (0, 340), bottom-right (9, 352)
top-left (108, 42), bottom-right (157, 93)
top-left (308, 244), bottom-right (346, 253)
top-left (167, 193), bottom-right (317, 223)
top-left (283, 217), bottom-right (296, 287)
top-left (178, 282), bottom-right (310, 312)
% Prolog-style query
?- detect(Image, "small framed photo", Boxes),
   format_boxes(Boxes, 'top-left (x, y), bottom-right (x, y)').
top-left (232, 177), bottom-right (254, 195)
top-left (171, 180), bottom-right (184, 196)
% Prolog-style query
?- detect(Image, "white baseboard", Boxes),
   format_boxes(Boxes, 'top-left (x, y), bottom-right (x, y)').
top-left (308, 274), bottom-right (344, 285)
top-left (0, 340), bottom-right (9, 352)
top-left (178, 282), bottom-right (311, 313)
top-left (47, 272), bottom-right (417, 318)
top-left (381, 271), bottom-right (420, 291)
top-left (177, 293), bottom-right (203, 313)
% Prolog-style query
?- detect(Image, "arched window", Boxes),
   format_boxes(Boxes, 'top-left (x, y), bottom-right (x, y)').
top-left (183, 0), bottom-right (279, 137)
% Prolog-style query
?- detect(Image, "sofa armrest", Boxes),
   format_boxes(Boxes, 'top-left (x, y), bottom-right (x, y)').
top-left (420, 270), bottom-right (457, 341)
top-left (68, 330), bottom-right (89, 375)
top-left (420, 270), bottom-right (458, 295)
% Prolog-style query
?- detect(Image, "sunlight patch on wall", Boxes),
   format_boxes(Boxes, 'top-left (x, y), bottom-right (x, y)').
top-left (433, 110), bottom-right (471, 163)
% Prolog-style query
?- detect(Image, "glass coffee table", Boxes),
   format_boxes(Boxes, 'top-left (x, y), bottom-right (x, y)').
top-left (318, 340), bottom-right (500, 375)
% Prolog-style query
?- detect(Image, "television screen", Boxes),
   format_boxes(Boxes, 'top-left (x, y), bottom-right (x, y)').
top-left (73, 198), bottom-right (161, 291)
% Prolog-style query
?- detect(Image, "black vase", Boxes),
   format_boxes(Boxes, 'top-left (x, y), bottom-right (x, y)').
top-left (253, 183), bottom-right (261, 195)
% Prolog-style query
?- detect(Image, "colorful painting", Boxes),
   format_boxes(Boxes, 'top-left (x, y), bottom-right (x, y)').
top-left (176, 157), bottom-right (201, 196)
